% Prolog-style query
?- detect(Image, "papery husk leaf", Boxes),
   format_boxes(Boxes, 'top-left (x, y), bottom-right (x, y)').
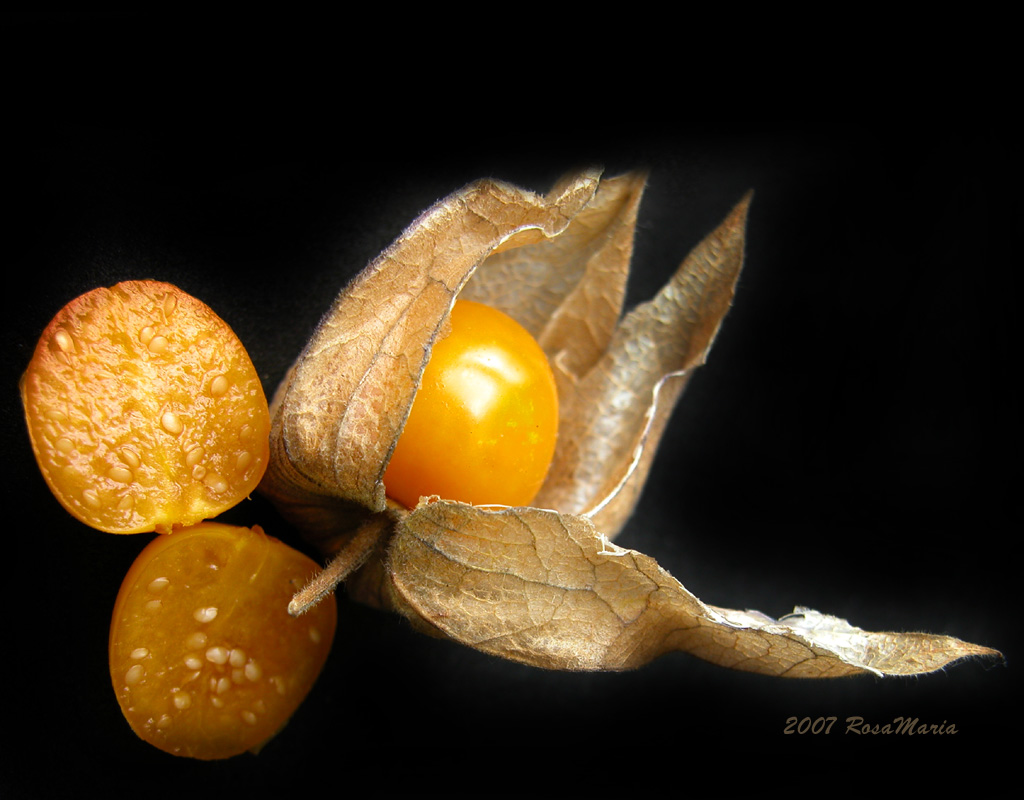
top-left (461, 171), bottom-right (647, 386)
top-left (259, 170), bottom-right (601, 546)
top-left (267, 170), bottom-right (999, 678)
top-left (382, 500), bottom-right (1001, 676)
top-left (534, 193), bottom-right (751, 539)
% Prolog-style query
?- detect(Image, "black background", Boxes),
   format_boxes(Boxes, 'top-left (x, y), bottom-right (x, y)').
top-left (4, 12), bottom-right (1018, 797)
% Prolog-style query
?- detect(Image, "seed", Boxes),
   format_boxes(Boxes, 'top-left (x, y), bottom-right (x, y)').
top-left (241, 710), bottom-right (257, 726)
top-left (139, 326), bottom-right (156, 346)
top-left (82, 489), bottom-right (102, 509)
top-left (160, 411), bottom-right (183, 436)
top-left (203, 472), bottom-right (228, 493)
top-left (54, 437), bottom-right (75, 454)
top-left (119, 447), bottom-right (141, 469)
top-left (156, 714), bottom-right (172, 729)
top-left (244, 661), bottom-right (262, 682)
top-left (147, 335), bottom-right (169, 354)
top-left (216, 677), bottom-right (231, 694)
top-left (54, 329), bottom-right (74, 353)
top-left (205, 646), bottom-right (229, 665)
top-left (184, 654), bottom-right (203, 670)
top-left (193, 606), bottom-right (218, 623)
top-left (125, 664), bottom-right (144, 685)
top-left (185, 631), bottom-right (207, 649)
top-left (130, 647), bottom-right (149, 660)
top-left (309, 627), bottom-right (321, 644)
top-left (184, 444), bottom-right (204, 467)
top-left (235, 451), bottom-right (252, 473)
top-left (229, 648), bottom-right (247, 667)
top-left (107, 465), bottom-right (134, 484)
top-left (173, 691), bottom-right (192, 710)
top-left (147, 577), bottom-right (170, 593)
top-left (145, 599), bottom-right (162, 612)
top-left (162, 292), bottom-right (177, 317)
top-left (209, 375), bottom-right (230, 397)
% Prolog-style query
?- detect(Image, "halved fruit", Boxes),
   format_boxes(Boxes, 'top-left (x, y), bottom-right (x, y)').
top-left (21, 281), bottom-right (270, 533)
top-left (109, 522), bottom-right (337, 760)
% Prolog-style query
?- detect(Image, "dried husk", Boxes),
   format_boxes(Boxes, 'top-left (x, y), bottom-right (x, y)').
top-left (260, 169), bottom-right (1001, 677)
top-left (260, 169), bottom-right (602, 550)
top-left (377, 500), bottom-right (996, 676)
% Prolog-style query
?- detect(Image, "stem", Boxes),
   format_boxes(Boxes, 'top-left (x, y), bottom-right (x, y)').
top-left (288, 514), bottom-right (390, 616)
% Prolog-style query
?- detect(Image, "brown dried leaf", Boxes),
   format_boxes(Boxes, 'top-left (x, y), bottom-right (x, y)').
top-left (534, 193), bottom-right (751, 537)
top-left (266, 169), bottom-right (1000, 678)
top-left (383, 500), bottom-right (1000, 676)
top-left (260, 170), bottom-right (601, 545)
top-left (461, 171), bottom-right (646, 383)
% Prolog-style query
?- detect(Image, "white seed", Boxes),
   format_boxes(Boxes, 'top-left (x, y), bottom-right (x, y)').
top-left (229, 648), bottom-right (246, 667)
top-left (173, 691), bottom-right (192, 710)
top-left (107, 465), bottom-right (134, 484)
top-left (119, 447), bottom-right (141, 469)
top-left (147, 577), bottom-right (170, 593)
top-left (202, 472), bottom-right (228, 493)
top-left (125, 664), bottom-right (144, 685)
top-left (160, 411), bottom-right (183, 436)
top-left (130, 647), bottom-right (149, 660)
top-left (145, 599), bottom-right (162, 612)
top-left (193, 607), bottom-right (218, 623)
top-left (184, 655), bottom-right (203, 670)
top-left (244, 661), bottom-right (262, 682)
top-left (216, 677), bottom-right (231, 694)
top-left (156, 714), bottom-right (172, 729)
top-left (54, 329), bottom-right (74, 353)
top-left (205, 646), bottom-right (229, 665)
top-left (209, 375), bottom-right (230, 397)
top-left (184, 444), bottom-right (204, 467)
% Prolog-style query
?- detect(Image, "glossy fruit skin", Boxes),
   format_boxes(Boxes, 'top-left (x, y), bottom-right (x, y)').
top-left (382, 299), bottom-right (559, 508)
top-left (20, 281), bottom-right (270, 534)
top-left (109, 522), bottom-right (336, 760)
